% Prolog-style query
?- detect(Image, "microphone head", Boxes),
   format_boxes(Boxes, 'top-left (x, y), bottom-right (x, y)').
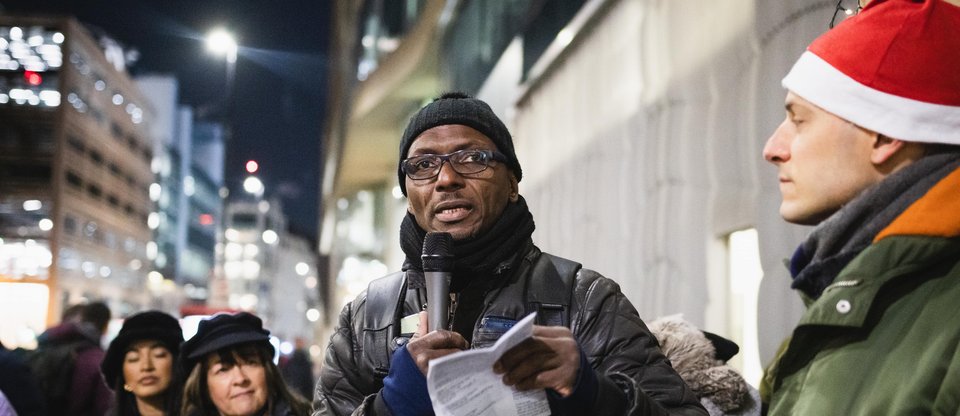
top-left (422, 232), bottom-right (454, 272)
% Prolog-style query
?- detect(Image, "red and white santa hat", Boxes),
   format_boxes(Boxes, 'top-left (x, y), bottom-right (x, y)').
top-left (782, 0), bottom-right (960, 144)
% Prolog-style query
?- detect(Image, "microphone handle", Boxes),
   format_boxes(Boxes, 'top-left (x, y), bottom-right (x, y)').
top-left (425, 270), bottom-right (451, 332)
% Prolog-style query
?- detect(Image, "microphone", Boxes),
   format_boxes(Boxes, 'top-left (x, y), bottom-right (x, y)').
top-left (422, 232), bottom-right (454, 332)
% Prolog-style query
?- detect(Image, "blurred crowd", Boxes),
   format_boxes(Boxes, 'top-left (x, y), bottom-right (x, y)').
top-left (0, 302), bottom-right (313, 416)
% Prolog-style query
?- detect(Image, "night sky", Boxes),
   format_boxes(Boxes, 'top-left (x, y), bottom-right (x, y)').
top-left (0, 0), bottom-right (329, 242)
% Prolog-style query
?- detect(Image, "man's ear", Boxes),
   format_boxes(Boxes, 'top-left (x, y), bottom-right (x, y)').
top-left (870, 133), bottom-right (905, 165)
top-left (871, 133), bottom-right (924, 173)
top-left (509, 175), bottom-right (519, 203)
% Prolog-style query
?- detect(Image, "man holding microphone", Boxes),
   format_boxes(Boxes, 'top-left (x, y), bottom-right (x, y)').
top-left (314, 92), bottom-right (705, 416)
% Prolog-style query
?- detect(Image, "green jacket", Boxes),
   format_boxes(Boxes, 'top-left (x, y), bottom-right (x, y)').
top-left (765, 167), bottom-right (960, 415)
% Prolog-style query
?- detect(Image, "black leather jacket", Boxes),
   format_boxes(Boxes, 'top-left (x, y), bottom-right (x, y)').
top-left (313, 244), bottom-right (705, 416)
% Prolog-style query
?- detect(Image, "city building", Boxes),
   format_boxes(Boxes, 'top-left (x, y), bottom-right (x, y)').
top-left (320, 0), bottom-right (839, 384)
top-left (136, 74), bottom-right (225, 305)
top-left (215, 195), bottom-right (323, 350)
top-left (0, 16), bottom-right (156, 347)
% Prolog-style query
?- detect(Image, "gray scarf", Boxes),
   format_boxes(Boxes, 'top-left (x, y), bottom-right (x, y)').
top-left (789, 150), bottom-right (960, 299)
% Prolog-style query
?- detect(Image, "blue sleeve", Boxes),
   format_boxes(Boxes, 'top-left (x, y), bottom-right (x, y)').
top-left (547, 347), bottom-right (599, 415)
top-left (381, 345), bottom-right (434, 416)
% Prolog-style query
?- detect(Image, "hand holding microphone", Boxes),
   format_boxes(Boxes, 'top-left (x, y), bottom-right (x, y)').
top-left (422, 232), bottom-right (454, 332)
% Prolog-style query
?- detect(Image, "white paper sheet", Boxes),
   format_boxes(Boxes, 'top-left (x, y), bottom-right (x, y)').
top-left (427, 313), bottom-right (551, 416)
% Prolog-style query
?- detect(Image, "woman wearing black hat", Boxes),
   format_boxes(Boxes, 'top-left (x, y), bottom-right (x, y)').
top-left (179, 312), bottom-right (310, 416)
top-left (101, 311), bottom-right (185, 416)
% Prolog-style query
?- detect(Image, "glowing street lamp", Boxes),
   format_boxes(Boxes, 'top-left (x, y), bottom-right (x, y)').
top-left (205, 28), bottom-right (238, 111)
top-left (206, 28), bottom-right (237, 64)
top-left (243, 176), bottom-right (264, 196)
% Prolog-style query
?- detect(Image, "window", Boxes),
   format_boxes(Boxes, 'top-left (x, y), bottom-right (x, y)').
top-left (67, 135), bottom-right (85, 153)
top-left (89, 150), bottom-right (103, 165)
top-left (87, 183), bottom-right (102, 199)
top-left (725, 229), bottom-right (764, 386)
top-left (231, 213), bottom-right (258, 228)
top-left (63, 215), bottom-right (78, 235)
top-left (66, 171), bottom-right (83, 189)
top-left (111, 122), bottom-right (123, 141)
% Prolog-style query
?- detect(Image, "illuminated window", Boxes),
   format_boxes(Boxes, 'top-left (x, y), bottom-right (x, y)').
top-left (725, 228), bottom-right (764, 386)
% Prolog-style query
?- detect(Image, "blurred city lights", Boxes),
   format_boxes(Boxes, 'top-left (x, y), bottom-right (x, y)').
top-left (199, 213), bottom-right (214, 225)
top-left (22, 200), bottom-right (42, 211)
top-left (23, 70), bottom-right (41, 86)
top-left (149, 183), bottom-right (162, 201)
top-left (38, 219), bottom-right (53, 231)
top-left (245, 160), bottom-right (259, 173)
top-left (147, 212), bottom-right (160, 230)
top-left (243, 176), bottom-right (264, 195)
top-left (206, 28), bottom-right (238, 63)
top-left (295, 262), bottom-right (309, 276)
top-left (304, 276), bottom-right (318, 289)
top-left (306, 308), bottom-right (320, 322)
top-left (146, 241), bottom-right (158, 260)
top-left (147, 271), bottom-right (163, 285)
top-left (279, 341), bottom-right (294, 355)
top-left (261, 229), bottom-right (278, 245)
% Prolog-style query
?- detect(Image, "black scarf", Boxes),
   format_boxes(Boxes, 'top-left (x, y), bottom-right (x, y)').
top-left (790, 150), bottom-right (960, 299)
top-left (399, 195), bottom-right (536, 289)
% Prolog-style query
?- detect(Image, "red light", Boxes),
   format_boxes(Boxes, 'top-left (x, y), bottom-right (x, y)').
top-left (245, 160), bottom-right (259, 173)
top-left (24, 71), bottom-right (42, 86)
top-left (199, 214), bottom-right (214, 225)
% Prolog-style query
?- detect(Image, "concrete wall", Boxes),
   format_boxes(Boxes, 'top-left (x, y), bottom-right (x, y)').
top-left (476, 0), bottom-right (840, 366)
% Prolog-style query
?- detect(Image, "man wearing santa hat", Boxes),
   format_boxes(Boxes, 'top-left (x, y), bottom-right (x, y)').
top-left (760, 0), bottom-right (960, 414)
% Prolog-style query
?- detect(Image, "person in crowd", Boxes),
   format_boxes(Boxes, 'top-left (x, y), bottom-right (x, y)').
top-left (100, 311), bottom-right (185, 416)
top-left (279, 338), bottom-right (314, 401)
top-left (647, 316), bottom-right (760, 416)
top-left (0, 341), bottom-right (45, 416)
top-left (314, 92), bottom-right (705, 415)
top-left (28, 301), bottom-right (113, 416)
top-left (0, 389), bottom-right (18, 416)
top-left (760, 0), bottom-right (960, 414)
top-left (179, 312), bottom-right (311, 416)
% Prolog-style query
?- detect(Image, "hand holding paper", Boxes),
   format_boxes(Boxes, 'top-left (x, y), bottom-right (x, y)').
top-left (426, 313), bottom-right (553, 416)
top-left (494, 324), bottom-right (581, 397)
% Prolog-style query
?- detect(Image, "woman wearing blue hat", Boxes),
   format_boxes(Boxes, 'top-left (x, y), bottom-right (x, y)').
top-left (101, 310), bottom-right (185, 416)
top-left (179, 312), bottom-right (310, 416)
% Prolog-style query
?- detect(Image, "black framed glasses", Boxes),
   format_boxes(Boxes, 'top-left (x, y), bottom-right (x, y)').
top-left (401, 149), bottom-right (508, 180)
top-left (830, 0), bottom-right (863, 29)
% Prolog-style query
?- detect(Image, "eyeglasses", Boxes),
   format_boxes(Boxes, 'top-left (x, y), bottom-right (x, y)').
top-left (830, 0), bottom-right (863, 29)
top-left (401, 149), bottom-right (508, 180)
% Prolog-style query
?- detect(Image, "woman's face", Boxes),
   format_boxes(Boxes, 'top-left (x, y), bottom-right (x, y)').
top-left (205, 349), bottom-right (269, 416)
top-left (122, 340), bottom-right (174, 400)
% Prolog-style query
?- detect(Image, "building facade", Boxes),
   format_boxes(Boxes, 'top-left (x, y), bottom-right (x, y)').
top-left (0, 16), bottom-right (156, 346)
top-left (215, 196), bottom-right (323, 351)
top-left (137, 75), bottom-right (225, 304)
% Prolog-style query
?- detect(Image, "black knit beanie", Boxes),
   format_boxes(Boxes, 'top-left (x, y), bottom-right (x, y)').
top-left (397, 92), bottom-right (522, 195)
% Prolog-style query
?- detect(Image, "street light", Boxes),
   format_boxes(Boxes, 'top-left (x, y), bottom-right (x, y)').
top-left (205, 28), bottom-right (237, 102)
top-left (206, 28), bottom-right (237, 63)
